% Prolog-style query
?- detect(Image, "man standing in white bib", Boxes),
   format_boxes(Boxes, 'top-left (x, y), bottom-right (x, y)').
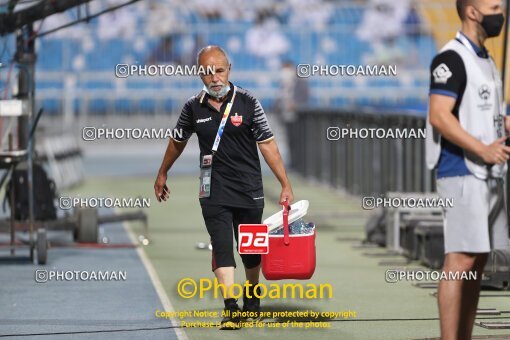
top-left (426, 0), bottom-right (509, 338)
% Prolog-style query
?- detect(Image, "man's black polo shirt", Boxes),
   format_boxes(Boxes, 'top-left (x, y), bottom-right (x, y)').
top-left (172, 82), bottom-right (274, 208)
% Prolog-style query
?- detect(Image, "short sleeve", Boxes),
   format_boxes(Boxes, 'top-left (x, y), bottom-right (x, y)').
top-left (250, 97), bottom-right (274, 143)
top-left (429, 50), bottom-right (466, 99)
top-left (172, 99), bottom-right (195, 142)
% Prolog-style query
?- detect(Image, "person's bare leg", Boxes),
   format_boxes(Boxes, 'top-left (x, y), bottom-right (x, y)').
top-left (214, 266), bottom-right (235, 298)
top-left (243, 263), bottom-right (261, 319)
top-left (245, 264), bottom-right (260, 286)
top-left (458, 253), bottom-right (488, 339)
top-left (438, 254), bottom-right (463, 340)
top-left (215, 266), bottom-right (242, 330)
top-left (438, 252), bottom-right (479, 340)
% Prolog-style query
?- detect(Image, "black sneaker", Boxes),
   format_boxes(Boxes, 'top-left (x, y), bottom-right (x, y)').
top-left (242, 286), bottom-right (261, 321)
top-left (220, 299), bottom-right (242, 330)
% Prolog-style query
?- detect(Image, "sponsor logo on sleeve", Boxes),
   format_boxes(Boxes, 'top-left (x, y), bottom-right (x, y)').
top-left (432, 63), bottom-right (452, 84)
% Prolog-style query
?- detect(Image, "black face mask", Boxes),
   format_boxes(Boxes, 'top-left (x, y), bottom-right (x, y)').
top-left (478, 12), bottom-right (505, 37)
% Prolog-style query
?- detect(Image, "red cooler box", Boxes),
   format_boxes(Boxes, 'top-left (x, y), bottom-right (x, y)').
top-left (261, 201), bottom-right (316, 280)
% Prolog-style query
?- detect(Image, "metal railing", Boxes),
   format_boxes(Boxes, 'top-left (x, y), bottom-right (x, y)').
top-left (290, 109), bottom-right (434, 197)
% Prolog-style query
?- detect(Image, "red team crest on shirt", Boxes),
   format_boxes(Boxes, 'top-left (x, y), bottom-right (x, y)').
top-left (231, 113), bottom-right (242, 127)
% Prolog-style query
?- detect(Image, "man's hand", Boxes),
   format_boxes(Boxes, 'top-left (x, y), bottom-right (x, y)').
top-left (279, 186), bottom-right (294, 205)
top-left (154, 138), bottom-right (187, 202)
top-left (478, 136), bottom-right (510, 165)
top-left (154, 172), bottom-right (170, 202)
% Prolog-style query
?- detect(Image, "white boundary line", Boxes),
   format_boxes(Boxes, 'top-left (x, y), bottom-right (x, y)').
top-left (122, 222), bottom-right (189, 340)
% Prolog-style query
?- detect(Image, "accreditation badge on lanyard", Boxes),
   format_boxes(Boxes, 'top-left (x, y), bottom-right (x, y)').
top-left (199, 86), bottom-right (237, 198)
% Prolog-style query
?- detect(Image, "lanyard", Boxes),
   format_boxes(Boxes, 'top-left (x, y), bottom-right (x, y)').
top-left (211, 86), bottom-right (237, 154)
top-left (456, 31), bottom-right (478, 56)
top-left (456, 31), bottom-right (504, 116)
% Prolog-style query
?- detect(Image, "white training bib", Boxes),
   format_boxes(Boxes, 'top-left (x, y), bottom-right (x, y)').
top-left (426, 32), bottom-right (506, 179)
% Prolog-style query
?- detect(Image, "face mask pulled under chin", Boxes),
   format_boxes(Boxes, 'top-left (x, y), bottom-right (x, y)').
top-left (203, 84), bottom-right (230, 99)
top-left (477, 10), bottom-right (505, 37)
